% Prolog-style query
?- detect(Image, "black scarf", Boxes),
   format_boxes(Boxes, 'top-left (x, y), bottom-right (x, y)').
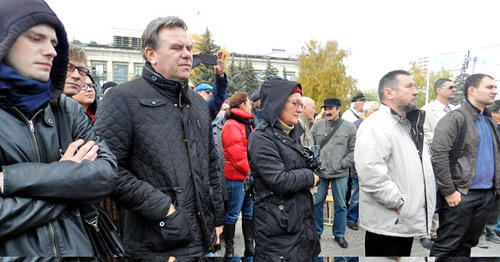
top-left (228, 113), bottom-right (255, 140)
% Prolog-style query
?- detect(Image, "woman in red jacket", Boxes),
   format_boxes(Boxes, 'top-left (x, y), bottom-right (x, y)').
top-left (221, 92), bottom-right (255, 258)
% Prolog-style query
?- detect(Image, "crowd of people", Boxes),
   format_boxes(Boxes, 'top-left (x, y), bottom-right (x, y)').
top-left (1, 0), bottom-right (499, 262)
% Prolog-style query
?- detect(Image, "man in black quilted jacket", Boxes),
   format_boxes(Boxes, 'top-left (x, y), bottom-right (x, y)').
top-left (94, 17), bottom-right (225, 259)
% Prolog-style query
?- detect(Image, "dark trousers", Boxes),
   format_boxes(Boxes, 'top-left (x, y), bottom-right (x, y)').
top-left (365, 231), bottom-right (413, 257)
top-left (430, 189), bottom-right (495, 260)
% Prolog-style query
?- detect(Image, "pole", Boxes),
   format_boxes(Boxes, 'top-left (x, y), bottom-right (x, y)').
top-left (425, 56), bottom-right (432, 105)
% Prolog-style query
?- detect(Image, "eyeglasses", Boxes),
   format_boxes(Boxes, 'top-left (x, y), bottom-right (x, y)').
top-left (287, 99), bottom-right (303, 109)
top-left (82, 83), bottom-right (96, 91)
top-left (67, 63), bottom-right (90, 76)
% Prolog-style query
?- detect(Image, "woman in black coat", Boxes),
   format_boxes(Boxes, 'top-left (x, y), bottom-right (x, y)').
top-left (247, 79), bottom-right (320, 261)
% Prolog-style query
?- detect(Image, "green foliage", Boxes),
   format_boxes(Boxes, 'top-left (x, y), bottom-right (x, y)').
top-left (191, 28), bottom-right (219, 87)
top-left (408, 61), bottom-right (454, 108)
top-left (451, 72), bottom-right (468, 105)
top-left (297, 40), bottom-right (357, 113)
top-left (263, 59), bottom-right (279, 81)
top-left (227, 57), bottom-right (259, 97)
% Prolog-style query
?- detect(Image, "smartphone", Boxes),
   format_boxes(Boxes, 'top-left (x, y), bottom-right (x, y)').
top-left (192, 54), bottom-right (217, 68)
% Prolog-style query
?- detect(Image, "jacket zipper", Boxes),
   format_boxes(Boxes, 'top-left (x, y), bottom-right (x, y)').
top-left (48, 223), bottom-right (58, 256)
top-left (11, 107), bottom-right (43, 162)
top-left (12, 107), bottom-right (58, 254)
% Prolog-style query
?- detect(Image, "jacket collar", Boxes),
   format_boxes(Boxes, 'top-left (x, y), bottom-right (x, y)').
top-left (463, 99), bottom-right (493, 119)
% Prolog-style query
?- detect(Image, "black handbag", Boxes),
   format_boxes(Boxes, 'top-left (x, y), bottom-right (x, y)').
top-left (80, 205), bottom-right (125, 257)
top-left (51, 100), bottom-right (124, 257)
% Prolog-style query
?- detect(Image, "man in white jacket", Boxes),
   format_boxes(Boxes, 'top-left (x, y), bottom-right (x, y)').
top-left (355, 70), bottom-right (436, 257)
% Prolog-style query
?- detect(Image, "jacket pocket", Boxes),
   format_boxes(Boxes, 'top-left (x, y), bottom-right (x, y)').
top-left (263, 198), bottom-right (300, 235)
top-left (143, 207), bottom-right (193, 251)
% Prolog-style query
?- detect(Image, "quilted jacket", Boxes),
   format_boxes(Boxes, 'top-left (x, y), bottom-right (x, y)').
top-left (94, 63), bottom-right (225, 257)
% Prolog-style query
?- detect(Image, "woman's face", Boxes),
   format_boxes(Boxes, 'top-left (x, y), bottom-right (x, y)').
top-left (239, 97), bottom-right (252, 114)
top-left (279, 92), bottom-right (303, 126)
top-left (72, 76), bottom-right (96, 108)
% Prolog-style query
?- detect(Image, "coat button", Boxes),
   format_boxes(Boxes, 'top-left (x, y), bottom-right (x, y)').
top-left (278, 205), bottom-right (284, 210)
top-left (151, 100), bottom-right (157, 105)
top-left (48, 118), bottom-right (53, 124)
top-left (283, 140), bottom-right (286, 143)
top-left (152, 76), bottom-right (158, 81)
top-left (159, 221), bottom-right (165, 227)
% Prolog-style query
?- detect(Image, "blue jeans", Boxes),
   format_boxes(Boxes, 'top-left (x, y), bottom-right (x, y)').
top-left (224, 179), bottom-right (253, 224)
top-left (313, 176), bottom-right (348, 237)
top-left (346, 178), bottom-right (359, 223)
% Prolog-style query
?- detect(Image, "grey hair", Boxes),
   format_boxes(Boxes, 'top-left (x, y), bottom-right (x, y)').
top-left (363, 101), bottom-right (379, 112)
top-left (141, 16), bottom-right (188, 61)
top-left (68, 43), bottom-right (87, 64)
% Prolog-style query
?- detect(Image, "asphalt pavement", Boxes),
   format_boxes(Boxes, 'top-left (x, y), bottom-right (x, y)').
top-left (215, 218), bottom-right (500, 259)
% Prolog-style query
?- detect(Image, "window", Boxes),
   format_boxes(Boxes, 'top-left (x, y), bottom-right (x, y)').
top-left (134, 64), bottom-right (143, 76)
top-left (285, 73), bottom-right (294, 81)
top-left (114, 63), bottom-right (128, 84)
top-left (91, 61), bottom-right (107, 91)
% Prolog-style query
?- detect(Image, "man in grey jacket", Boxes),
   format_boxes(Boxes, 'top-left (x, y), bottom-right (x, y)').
top-left (430, 74), bottom-right (500, 260)
top-left (355, 70), bottom-right (435, 257)
top-left (311, 98), bottom-right (356, 248)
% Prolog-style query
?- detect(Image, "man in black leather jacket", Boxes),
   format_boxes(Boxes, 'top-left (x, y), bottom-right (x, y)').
top-left (94, 17), bottom-right (224, 259)
top-left (0, 0), bottom-right (117, 256)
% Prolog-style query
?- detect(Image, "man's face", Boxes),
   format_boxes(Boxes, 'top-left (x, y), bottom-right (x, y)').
top-left (302, 100), bottom-right (316, 122)
top-left (3, 24), bottom-right (57, 82)
top-left (146, 27), bottom-right (193, 82)
top-left (392, 74), bottom-right (419, 113)
top-left (353, 100), bottom-right (365, 112)
top-left (469, 77), bottom-right (498, 107)
top-left (324, 106), bottom-right (341, 121)
top-left (492, 111), bottom-right (500, 124)
top-left (437, 81), bottom-right (457, 100)
top-left (365, 103), bottom-right (380, 117)
top-left (198, 90), bottom-right (212, 100)
top-left (64, 59), bottom-right (87, 96)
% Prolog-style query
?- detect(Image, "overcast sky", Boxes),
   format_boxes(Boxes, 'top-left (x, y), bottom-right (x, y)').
top-left (45, 0), bottom-right (500, 91)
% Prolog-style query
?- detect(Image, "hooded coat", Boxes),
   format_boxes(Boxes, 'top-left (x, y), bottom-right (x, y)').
top-left (247, 79), bottom-right (320, 261)
top-left (0, 0), bottom-right (117, 256)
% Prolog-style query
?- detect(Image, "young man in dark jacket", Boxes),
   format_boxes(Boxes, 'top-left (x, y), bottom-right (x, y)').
top-left (431, 74), bottom-right (500, 259)
top-left (0, 0), bottom-right (117, 256)
top-left (94, 17), bottom-right (224, 258)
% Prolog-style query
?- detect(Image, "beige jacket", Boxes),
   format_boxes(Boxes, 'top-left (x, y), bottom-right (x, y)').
top-left (355, 105), bottom-right (436, 237)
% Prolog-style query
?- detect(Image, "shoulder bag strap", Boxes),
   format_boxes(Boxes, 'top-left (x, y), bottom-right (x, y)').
top-left (319, 119), bottom-right (344, 150)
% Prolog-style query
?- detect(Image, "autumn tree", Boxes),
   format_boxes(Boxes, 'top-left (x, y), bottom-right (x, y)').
top-left (297, 40), bottom-right (357, 113)
top-left (408, 61), bottom-right (454, 108)
top-left (190, 28), bottom-right (219, 86)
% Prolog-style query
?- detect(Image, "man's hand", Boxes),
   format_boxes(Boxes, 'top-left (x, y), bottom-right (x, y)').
top-left (59, 139), bottom-right (99, 163)
top-left (445, 191), bottom-right (462, 207)
top-left (215, 226), bottom-right (223, 245)
top-left (166, 204), bottom-right (176, 216)
top-left (214, 51), bottom-right (226, 78)
top-left (313, 173), bottom-right (320, 186)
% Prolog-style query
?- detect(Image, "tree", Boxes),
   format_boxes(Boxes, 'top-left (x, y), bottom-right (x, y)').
top-left (263, 59), bottom-right (279, 81)
top-left (226, 57), bottom-right (259, 96)
top-left (297, 40), bottom-right (357, 113)
top-left (282, 66), bottom-right (287, 80)
top-left (191, 28), bottom-right (220, 86)
top-left (408, 61), bottom-right (453, 108)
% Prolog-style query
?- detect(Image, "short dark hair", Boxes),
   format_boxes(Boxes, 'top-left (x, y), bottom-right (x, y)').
top-left (141, 16), bottom-right (187, 61)
top-left (434, 78), bottom-right (452, 95)
top-left (378, 70), bottom-right (411, 102)
top-left (464, 73), bottom-right (494, 99)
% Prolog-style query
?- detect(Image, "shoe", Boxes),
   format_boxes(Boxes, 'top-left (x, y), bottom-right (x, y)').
top-left (486, 232), bottom-right (500, 244)
top-left (477, 234), bottom-right (489, 248)
top-left (242, 219), bottom-right (255, 257)
top-left (224, 224), bottom-right (236, 257)
top-left (419, 238), bottom-right (434, 250)
top-left (347, 222), bottom-right (358, 231)
top-left (334, 236), bottom-right (348, 248)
